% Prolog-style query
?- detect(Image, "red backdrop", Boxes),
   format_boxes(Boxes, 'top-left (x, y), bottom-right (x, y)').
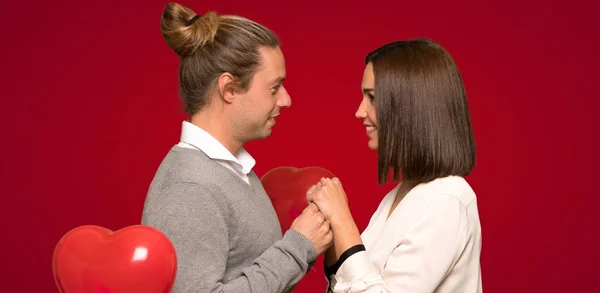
top-left (1, 0), bottom-right (598, 292)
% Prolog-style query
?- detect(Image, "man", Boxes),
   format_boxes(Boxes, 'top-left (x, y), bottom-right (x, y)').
top-left (142, 3), bottom-right (332, 293)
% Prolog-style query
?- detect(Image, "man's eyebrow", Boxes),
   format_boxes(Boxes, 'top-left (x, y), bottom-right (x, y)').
top-left (270, 76), bottom-right (285, 86)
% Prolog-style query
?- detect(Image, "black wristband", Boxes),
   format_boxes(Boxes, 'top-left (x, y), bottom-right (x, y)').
top-left (324, 244), bottom-right (366, 278)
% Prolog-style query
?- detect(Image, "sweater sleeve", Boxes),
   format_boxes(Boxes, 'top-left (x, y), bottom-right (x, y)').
top-left (142, 182), bottom-right (317, 293)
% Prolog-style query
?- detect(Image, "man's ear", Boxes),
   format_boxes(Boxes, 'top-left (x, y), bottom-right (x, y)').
top-left (217, 72), bottom-right (236, 103)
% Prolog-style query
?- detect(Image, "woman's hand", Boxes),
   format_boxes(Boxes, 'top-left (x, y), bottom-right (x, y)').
top-left (307, 177), bottom-right (363, 262)
top-left (306, 177), bottom-right (352, 227)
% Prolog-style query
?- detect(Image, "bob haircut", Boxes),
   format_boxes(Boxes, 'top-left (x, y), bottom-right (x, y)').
top-left (365, 38), bottom-right (476, 184)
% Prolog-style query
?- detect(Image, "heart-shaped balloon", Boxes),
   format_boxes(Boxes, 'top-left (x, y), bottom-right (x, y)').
top-left (53, 225), bottom-right (177, 293)
top-left (260, 166), bottom-right (336, 232)
top-left (260, 166), bottom-right (336, 292)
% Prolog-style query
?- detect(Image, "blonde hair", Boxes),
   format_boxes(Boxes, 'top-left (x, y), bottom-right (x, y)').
top-left (160, 2), bottom-right (280, 115)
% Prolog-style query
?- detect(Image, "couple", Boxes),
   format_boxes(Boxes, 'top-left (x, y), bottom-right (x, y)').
top-left (142, 2), bottom-right (482, 293)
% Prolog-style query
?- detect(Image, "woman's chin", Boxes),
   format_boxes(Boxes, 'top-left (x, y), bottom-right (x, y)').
top-left (368, 140), bottom-right (378, 150)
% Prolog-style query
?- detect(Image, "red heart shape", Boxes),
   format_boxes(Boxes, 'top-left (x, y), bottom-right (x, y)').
top-left (260, 166), bottom-right (336, 292)
top-left (53, 225), bottom-right (177, 293)
top-left (260, 166), bottom-right (336, 233)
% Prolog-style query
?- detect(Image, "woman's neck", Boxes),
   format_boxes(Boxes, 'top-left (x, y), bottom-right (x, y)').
top-left (387, 179), bottom-right (419, 220)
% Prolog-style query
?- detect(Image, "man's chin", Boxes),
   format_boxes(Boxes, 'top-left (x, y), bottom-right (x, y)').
top-left (248, 129), bottom-right (273, 141)
top-left (261, 129), bottom-right (273, 139)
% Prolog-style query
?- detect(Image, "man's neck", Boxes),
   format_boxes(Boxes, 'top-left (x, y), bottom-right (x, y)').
top-left (190, 111), bottom-right (242, 156)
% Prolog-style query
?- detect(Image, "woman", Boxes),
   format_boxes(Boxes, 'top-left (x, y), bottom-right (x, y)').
top-left (307, 38), bottom-right (482, 293)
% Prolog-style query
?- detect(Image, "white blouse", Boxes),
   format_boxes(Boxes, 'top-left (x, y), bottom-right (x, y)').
top-left (327, 176), bottom-right (483, 293)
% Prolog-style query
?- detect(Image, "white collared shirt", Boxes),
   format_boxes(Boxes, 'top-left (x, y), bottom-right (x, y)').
top-left (177, 121), bottom-right (255, 184)
top-left (329, 176), bottom-right (482, 293)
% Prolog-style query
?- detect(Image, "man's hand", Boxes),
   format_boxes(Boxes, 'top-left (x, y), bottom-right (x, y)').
top-left (290, 203), bottom-right (333, 255)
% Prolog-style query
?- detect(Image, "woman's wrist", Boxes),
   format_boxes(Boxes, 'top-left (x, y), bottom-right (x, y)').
top-left (328, 209), bottom-right (354, 228)
top-left (331, 216), bottom-right (362, 259)
top-left (324, 246), bottom-right (337, 267)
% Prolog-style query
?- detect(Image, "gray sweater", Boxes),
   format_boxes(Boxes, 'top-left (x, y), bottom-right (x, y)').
top-left (141, 146), bottom-right (317, 293)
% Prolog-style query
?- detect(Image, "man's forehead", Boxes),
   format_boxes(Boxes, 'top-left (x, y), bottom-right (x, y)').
top-left (255, 66), bottom-right (285, 84)
top-left (257, 48), bottom-right (286, 82)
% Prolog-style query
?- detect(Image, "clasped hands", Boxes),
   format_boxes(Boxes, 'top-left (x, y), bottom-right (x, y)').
top-left (289, 177), bottom-right (353, 255)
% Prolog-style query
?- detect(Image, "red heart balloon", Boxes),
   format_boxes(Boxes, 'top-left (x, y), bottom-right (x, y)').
top-left (53, 225), bottom-right (177, 293)
top-left (260, 166), bottom-right (336, 233)
top-left (260, 166), bottom-right (336, 292)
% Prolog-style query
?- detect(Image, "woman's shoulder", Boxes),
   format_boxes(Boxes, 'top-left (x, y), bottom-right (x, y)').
top-left (415, 175), bottom-right (477, 207)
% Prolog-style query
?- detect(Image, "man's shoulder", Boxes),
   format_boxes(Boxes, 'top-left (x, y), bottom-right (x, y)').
top-left (156, 146), bottom-right (222, 182)
top-left (143, 147), bottom-right (233, 215)
top-left (151, 146), bottom-right (255, 195)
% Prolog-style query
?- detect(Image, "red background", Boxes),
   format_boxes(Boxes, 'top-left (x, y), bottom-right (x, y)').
top-left (1, 0), bottom-right (598, 292)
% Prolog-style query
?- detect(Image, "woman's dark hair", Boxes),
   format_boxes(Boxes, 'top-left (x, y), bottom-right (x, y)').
top-left (366, 38), bottom-right (476, 184)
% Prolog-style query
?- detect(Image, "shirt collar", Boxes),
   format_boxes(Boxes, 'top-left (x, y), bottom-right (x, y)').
top-left (179, 121), bottom-right (256, 174)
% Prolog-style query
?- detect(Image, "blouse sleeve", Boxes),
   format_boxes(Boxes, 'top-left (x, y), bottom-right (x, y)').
top-left (328, 194), bottom-right (469, 293)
